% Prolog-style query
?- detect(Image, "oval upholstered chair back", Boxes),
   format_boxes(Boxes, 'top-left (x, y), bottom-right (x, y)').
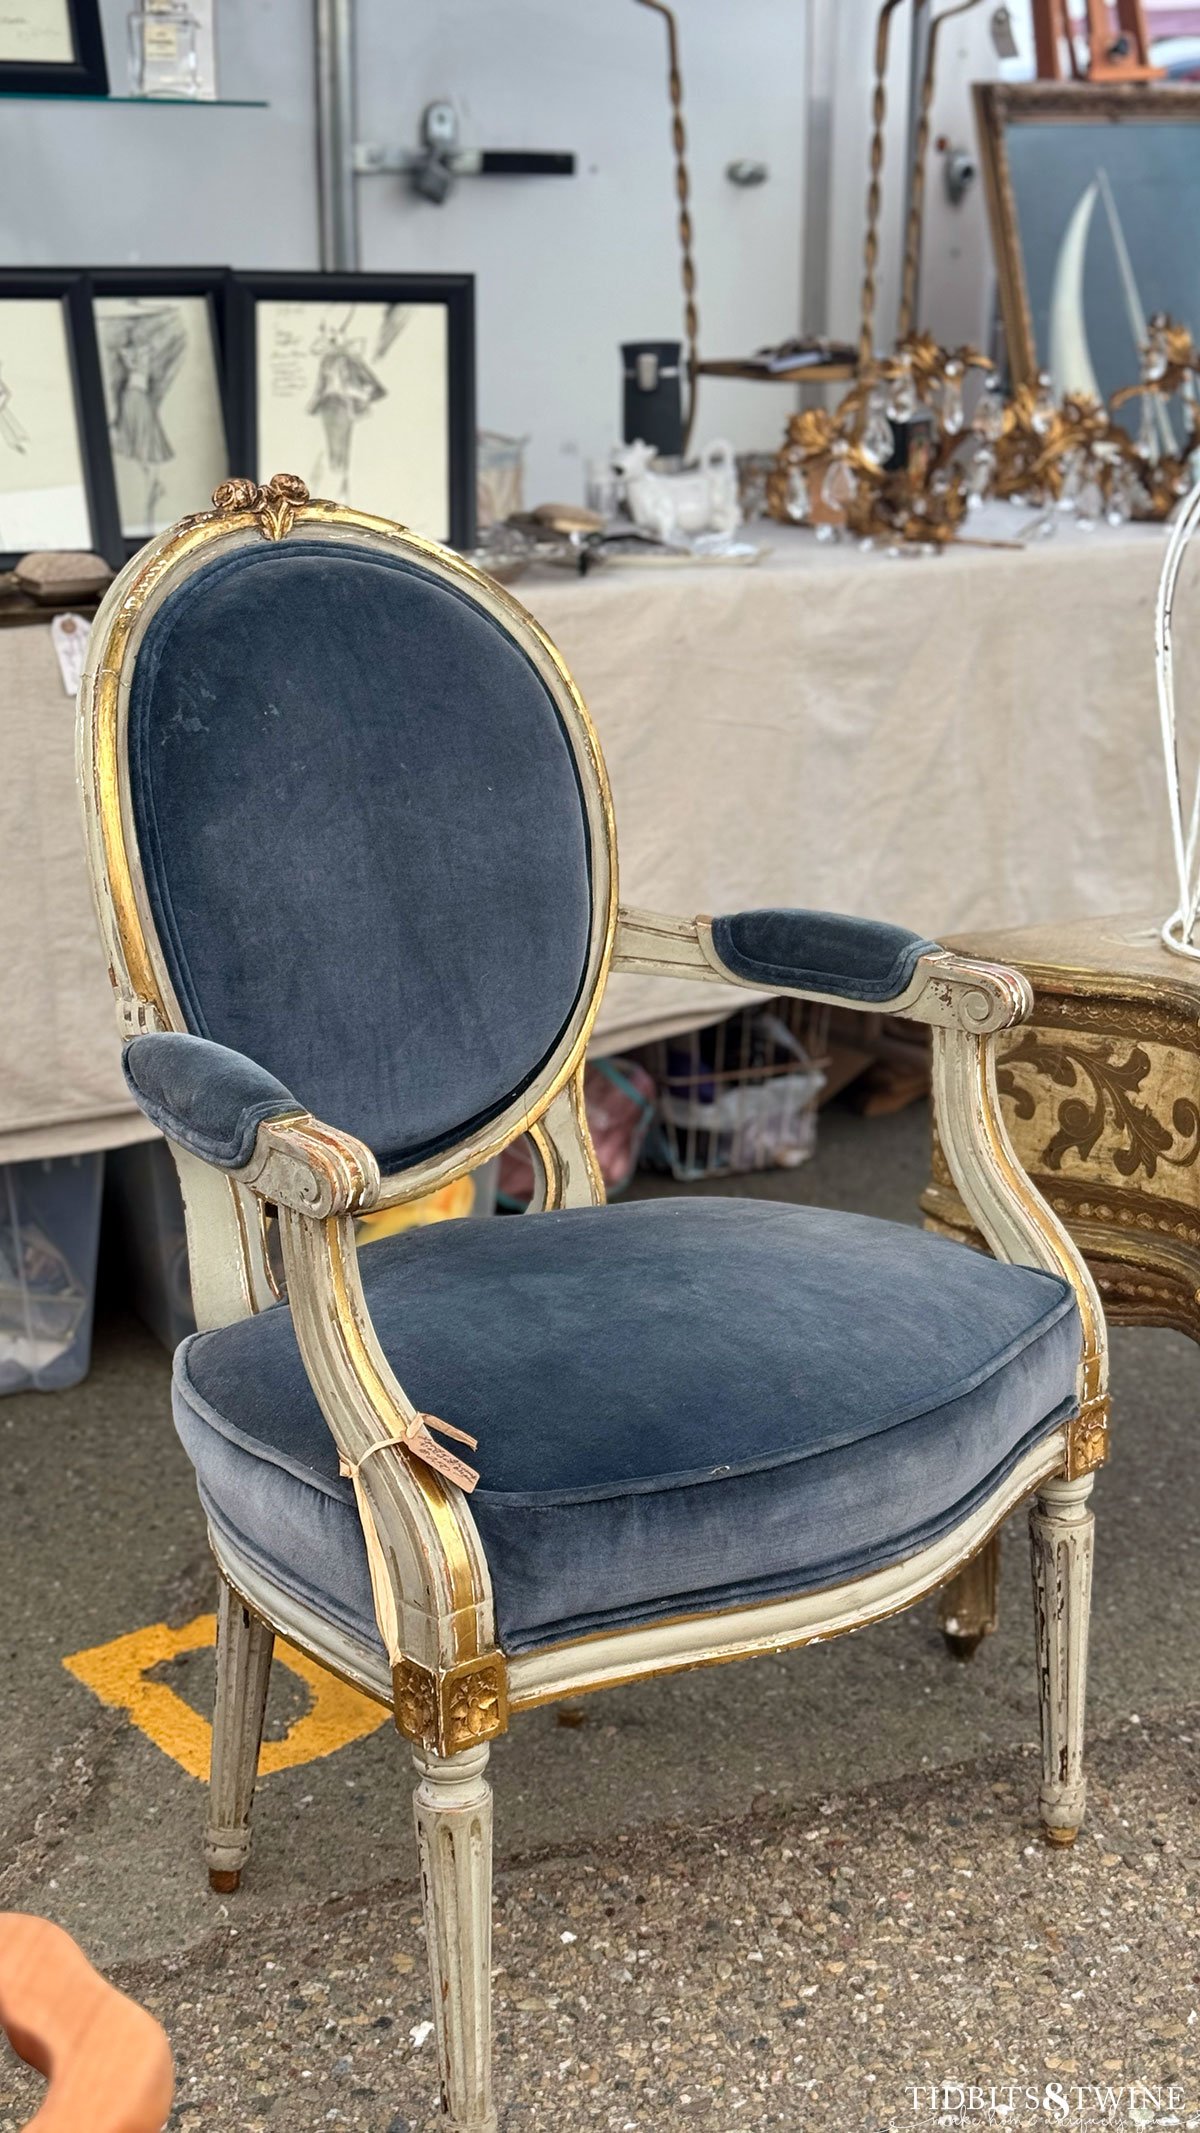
top-left (80, 483), bottom-right (616, 1185)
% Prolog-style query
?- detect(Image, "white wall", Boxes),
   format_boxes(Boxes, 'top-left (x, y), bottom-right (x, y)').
top-left (0, 0), bottom-right (316, 265)
top-left (358, 0), bottom-right (811, 496)
top-left (820, 0), bottom-right (1012, 364)
top-left (917, 1), bottom-right (1011, 354)
top-left (823, 0), bottom-right (912, 359)
top-left (0, 0), bottom-right (812, 502)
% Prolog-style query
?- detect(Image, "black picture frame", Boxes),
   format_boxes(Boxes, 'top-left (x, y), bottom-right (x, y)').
top-left (86, 266), bottom-right (234, 557)
top-left (0, 271), bottom-right (121, 571)
top-left (0, 0), bottom-right (109, 98)
top-left (229, 271), bottom-right (476, 551)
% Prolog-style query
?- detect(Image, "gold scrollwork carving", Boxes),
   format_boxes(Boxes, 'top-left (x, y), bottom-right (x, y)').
top-left (391, 1654), bottom-right (509, 1754)
top-left (1065, 1399), bottom-right (1110, 1480)
top-left (392, 1658), bottom-right (438, 1744)
top-left (210, 476), bottom-right (261, 513)
top-left (998, 1032), bottom-right (1200, 1181)
top-left (210, 471), bottom-right (312, 542)
top-left (442, 1658), bottom-right (509, 1754)
top-left (1047, 1182), bottom-right (1200, 1249)
top-left (1033, 994), bottom-right (1200, 1050)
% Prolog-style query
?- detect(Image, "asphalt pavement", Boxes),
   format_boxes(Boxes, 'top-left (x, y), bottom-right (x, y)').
top-left (2, 1103), bottom-right (1197, 2131)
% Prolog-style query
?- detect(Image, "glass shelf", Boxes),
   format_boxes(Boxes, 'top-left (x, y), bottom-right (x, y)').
top-left (0, 92), bottom-right (267, 106)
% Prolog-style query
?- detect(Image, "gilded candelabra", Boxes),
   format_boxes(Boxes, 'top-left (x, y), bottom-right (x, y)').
top-left (766, 334), bottom-right (997, 547)
top-left (988, 380), bottom-right (1142, 521)
top-left (987, 318), bottom-right (1199, 525)
top-left (767, 315), bottom-right (1200, 548)
top-left (1110, 313), bottom-right (1200, 521)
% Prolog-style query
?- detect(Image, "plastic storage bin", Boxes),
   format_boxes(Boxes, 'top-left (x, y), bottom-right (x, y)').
top-left (0, 1153), bottom-right (105, 1393)
top-left (108, 1139), bottom-right (500, 1353)
top-left (105, 1138), bottom-right (196, 1353)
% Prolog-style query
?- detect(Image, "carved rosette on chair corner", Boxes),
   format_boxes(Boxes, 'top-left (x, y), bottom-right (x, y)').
top-left (78, 477), bottom-right (1109, 2131)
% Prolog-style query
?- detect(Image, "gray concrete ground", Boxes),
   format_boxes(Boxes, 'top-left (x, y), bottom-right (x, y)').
top-left (2, 1102), bottom-right (1199, 2130)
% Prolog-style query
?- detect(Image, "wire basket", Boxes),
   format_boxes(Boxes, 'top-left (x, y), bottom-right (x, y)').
top-left (640, 1001), bottom-right (829, 1182)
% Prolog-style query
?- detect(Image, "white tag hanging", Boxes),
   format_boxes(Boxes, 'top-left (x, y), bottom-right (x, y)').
top-left (51, 614), bottom-right (91, 699)
top-left (991, 5), bottom-right (1018, 59)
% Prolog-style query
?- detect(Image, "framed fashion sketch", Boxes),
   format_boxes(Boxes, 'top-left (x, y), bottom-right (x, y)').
top-left (976, 83), bottom-right (1200, 432)
top-left (0, 0), bottom-right (108, 96)
top-left (89, 269), bottom-right (231, 551)
top-left (230, 272), bottom-right (475, 549)
top-left (0, 274), bottom-right (119, 569)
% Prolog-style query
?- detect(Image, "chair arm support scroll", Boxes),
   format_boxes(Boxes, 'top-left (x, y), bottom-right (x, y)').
top-left (236, 1111), bottom-right (501, 1728)
top-left (236, 1113), bottom-right (381, 1219)
top-left (123, 1032), bottom-right (381, 1215)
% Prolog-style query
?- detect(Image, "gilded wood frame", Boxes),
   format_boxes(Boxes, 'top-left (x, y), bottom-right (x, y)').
top-left (974, 81), bottom-right (1200, 392)
top-left (922, 914), bottom-right (1200, 1342)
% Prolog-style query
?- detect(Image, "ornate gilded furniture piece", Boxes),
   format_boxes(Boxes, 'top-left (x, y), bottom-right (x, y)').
top-left (80, 475), bottom-right (1108, 2133)
top-left (925, 913), bottom-right (1200, 1336)
top-left (925, 912), bottom-right (1200, 1654)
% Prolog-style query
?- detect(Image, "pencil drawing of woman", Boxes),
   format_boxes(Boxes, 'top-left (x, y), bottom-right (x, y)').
top-left (0, 362), bottom-right (28, 455)
top-left (101, 303), bottom-right (188, 528)
top-left (306, 307), bottom-right (390, 498)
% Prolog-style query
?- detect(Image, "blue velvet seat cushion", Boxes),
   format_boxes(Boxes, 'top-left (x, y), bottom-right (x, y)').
top-left (710, 909), bottom-right (939, 1003)
top-left (173, 1198), bottom-right (1079, 1656)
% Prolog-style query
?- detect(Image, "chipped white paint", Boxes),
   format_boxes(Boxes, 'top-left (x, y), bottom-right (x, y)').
top-left (1029, 1473), bottom-right (1095, 1844)
top-left (413, 1743), bottom-right (496, 2133)
top-left (204, 1576), bottom-right (275, 1887)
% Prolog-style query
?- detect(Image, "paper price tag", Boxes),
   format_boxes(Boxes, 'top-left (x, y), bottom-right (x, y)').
top-left (991, 5), bottom-right (1018, 59)
top-left (51, 614), bottom-right (91, 699)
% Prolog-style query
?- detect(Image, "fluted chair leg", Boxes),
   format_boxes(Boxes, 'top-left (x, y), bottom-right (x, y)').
top-left (939, 1530), bottom-right (1001, 1659)
top-left (205, 1575), bottom-right (274, 1892)
top-left (412, 1742), bottom-right (496, 2133)
top-left (1029, 1473), bottom-right (1095, 1847)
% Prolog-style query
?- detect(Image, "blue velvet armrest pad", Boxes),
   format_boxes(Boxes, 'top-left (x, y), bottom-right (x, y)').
top-left (709, 909), bottom-right (940, 1004)
top-left (123, 1033), bottom-right (298, 1170)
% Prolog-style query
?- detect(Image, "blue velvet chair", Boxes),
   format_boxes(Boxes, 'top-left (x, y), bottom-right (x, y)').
top-left (79, 473), bottom-right (1110, 2133)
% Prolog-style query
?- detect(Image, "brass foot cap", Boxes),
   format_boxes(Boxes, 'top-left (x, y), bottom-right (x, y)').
top-left (1041, 1824), bottom-right (1078, 1849)
top-left (209, 1867), bottom-right (241, 1893)
top-left (943, 1630), bottom-right (986, 1662)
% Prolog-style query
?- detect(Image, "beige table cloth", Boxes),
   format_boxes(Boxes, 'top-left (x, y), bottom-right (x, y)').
top-left (2, 626), bottom-right (160, 1165)
top-left (1, 514), bottom-right (1176, 1163)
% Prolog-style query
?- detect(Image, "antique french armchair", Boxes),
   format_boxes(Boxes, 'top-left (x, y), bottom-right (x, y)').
top-left (79, 474), bottom-right (1109, 2133)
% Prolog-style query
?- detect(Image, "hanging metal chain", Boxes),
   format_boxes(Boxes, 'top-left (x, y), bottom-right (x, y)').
top-left (859, 0), bottom-right (909, 370)
top-left (636, 0), bottom-right (699, 454)
top-left (897, 0), bottom-right (985, 341)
